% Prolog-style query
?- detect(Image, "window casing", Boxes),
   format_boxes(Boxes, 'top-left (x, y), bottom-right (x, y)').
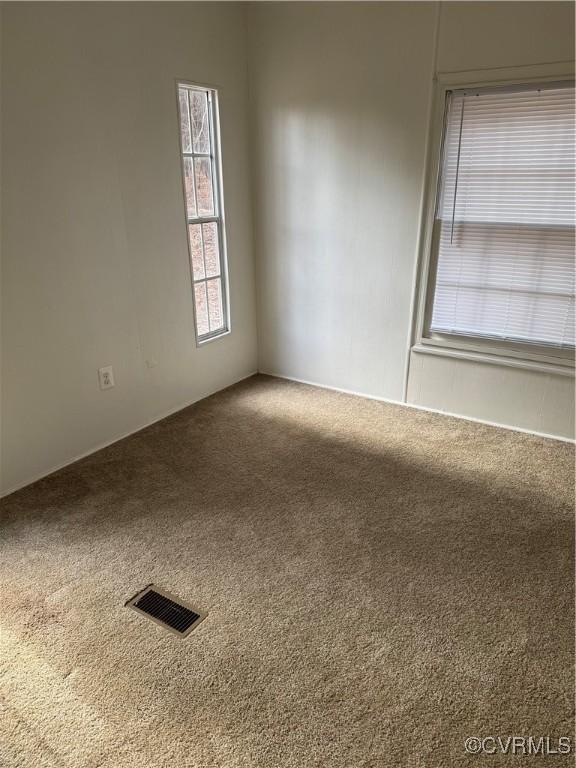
top-left (418, 77), bottom-right (575, 370)
top-left (177, 82), bottom-right (229, 343)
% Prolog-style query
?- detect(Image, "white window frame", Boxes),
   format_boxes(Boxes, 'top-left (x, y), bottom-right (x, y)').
top-left (176, 79), bottom-right (230, 345)
top-left (412, 63), bottom-right (575, 377)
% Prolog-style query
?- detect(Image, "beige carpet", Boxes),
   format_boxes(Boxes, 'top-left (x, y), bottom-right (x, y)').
top-left (1, 374), bottom-right (574, 767)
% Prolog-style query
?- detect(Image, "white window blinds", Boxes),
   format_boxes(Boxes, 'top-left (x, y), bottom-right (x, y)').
top-left (430, 82), bottom-right (575, 350)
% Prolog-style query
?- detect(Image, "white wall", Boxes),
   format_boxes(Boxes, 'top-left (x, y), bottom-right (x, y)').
top-left (250, 2), bottom-right (438, 400)
top-left (1, 2), bottom-right (258, 495)
top-left (2, 3), bottom-right (574, 496)
top-left (250, 1), bottom-right (575, 439)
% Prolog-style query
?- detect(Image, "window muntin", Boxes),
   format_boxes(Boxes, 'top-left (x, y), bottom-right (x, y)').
top-left (177, 83), bottom-right (228, 342)
top-left (426, 81), bottom-right (575, 356)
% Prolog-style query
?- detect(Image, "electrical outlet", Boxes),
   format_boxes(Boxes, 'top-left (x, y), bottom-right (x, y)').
top-left (98, 365), bottom-right (115, 390)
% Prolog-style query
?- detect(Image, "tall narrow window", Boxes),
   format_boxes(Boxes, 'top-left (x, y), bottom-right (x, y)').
top-left (425, 81), bottom-right (575, 358)
top-left (177, 83), bottom-right (229, 342)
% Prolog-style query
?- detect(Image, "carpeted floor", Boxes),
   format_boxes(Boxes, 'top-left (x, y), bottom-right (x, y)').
top-left (0, 374), bottom-right (574, 767)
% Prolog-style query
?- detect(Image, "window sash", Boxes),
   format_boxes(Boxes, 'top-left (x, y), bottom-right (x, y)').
top-left (177, 83), bottom-right (229, 343)
top-left (424, 80), bottom-right (575, 360)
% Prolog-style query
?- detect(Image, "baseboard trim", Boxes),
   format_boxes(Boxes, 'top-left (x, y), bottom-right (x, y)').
top-left (260, 370), bottom-right (575, 445)
top-left (1, 370), bottom-right (258, 499)
top-left (4, 366), bottom-right (572, 498)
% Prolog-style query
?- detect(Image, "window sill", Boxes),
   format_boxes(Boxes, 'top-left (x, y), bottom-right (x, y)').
top-left (196, 328), bottom-right (231, 347)
top-left (411, 342), bottom-right (575, 377)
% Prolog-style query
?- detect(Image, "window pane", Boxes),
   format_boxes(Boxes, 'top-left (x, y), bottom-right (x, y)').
top-left (189, 90), bottom-right (210, 154)
top-left (207, 278), bottom-right (224, 331)
top-left (183, 158), bottom-right (197, 218)
top-left (178, 88), bottom-right (192, 153)
top-left (194, 282), bottom-right (209, 336)
top-left (202, 222), bottom-right (220, 278)
top-left (430, 83), bottom-right (576, 349)
top-left (194, 157), bottom-right (214, 216)
top-left (177, 84), bottom-right (229, 342)
top-left (188, 224), bottom-right (205, 280)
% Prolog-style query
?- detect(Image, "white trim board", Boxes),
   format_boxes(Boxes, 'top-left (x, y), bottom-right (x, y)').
top-left (1, 370), bottom-right (258, 499)
top-left (260, 370), bottom-right (575, 445)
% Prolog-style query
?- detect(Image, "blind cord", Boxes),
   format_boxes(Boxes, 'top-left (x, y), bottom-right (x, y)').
top-left (450, 94), bottom-right (466, 245)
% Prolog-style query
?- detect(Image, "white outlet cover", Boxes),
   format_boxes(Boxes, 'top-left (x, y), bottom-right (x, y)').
top-left (98, 365), bottom-right (115, 390)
